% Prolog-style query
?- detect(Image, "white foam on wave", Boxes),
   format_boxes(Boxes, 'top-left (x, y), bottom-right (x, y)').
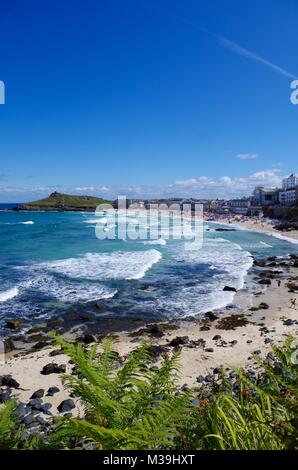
top-left (260, 241), bottom-right (273, 248)
top-left (178, 237), bottom-right (253, 290)
top-left (22, 276), bottom-right (117, 303)
top-left (266, 232), bottom-right (298, 245)
top-left (142, 239), bottom-right (167, 246)
top-left (38, 249), bottom-right (162, 281)
top-left (141, 237), bottom-right (253, 319)
top-left (0, 287), bottom-right (19, 302)
top-left (209, 221), bottom-right (298, 246)
top-left (1, 220), bottom-right (34, 226)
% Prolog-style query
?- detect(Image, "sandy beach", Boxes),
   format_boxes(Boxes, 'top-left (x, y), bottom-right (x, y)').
top-left (1, 253), bottom-right (297, 419)
top-left (211, 216), bottom-right (298, 243)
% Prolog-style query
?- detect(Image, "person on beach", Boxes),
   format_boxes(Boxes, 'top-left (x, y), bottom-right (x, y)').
top-left (277, 280), bottom-right (281, 287)
top-left (290, 298), bottom-right (296, 308)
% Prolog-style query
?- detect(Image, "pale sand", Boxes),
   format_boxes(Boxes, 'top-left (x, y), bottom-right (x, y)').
top-left (1, 272), bottom-right (297, 417)
top-left (212, 217), bottom-right (298, 243)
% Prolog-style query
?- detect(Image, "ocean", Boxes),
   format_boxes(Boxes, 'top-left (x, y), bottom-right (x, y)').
top-left (0, 209), bottom-right (297, 336)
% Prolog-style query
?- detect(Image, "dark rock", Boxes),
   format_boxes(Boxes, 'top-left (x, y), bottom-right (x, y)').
top-left (5, 319), bottom-right (23, 330)
top-left (216, 315), bottom-right (249, 330)
top-left (259, 302), bottom-right (269, 310)
top-left (16, 403), bottom-right (27, 418)
top-left (223, 286), bottom-right (237, 292)
top-left (94, 303), bottom-right (105, 312)
top-left (283, 319), bottom-right (294, 326)
top-left (33, 341), bottom-right (50, 350)
top-left (39, 403), bottom-right (52, 414)
top-left (253, 259), bottom-right (267, 267)
top-left (80, 312), bottom-right (95, 322)
top-left (46, 386), bottom-right (60, 396)
top-left (23, 413), bottom-right (35, 426)
top-left (169, 336), bottom-right (189, 347)
top-left (28, 398), bottom-right (42, 410)
top-left (213, 367), bottom-right (221, 374)
top-left (35, 415), bottom-right (48, 426)
top-left (212, 335), bottom-right (221, 340)
top-left (49, 349), bottom-right (62, 357)
top-left (30, 389), bottom-right (45, 399)
top-left (205, 374), bottom-right (213, 382)
top-left (205, 348), bottom-right (214, 353)
top-left (1, 375), bottom-right (20, 388)
top-left (196, 375), bottom-right (205, 383)
top-left (57, 399), bottom-right (75, 413)
top-left (139, 283), bottom-right (150, 291)
top-left (148, 345), bottom-right (169, 361)
top-left (0, 389), bottom-right (11, 402)
top-left (146, 324), bottom-right (165, 337)
top-left (258, 279), bottom-right (271, 285)
top-left (28, 333), bottom-right (48, 343)
top-left (196, 338), bottom-right (206, 348)
top-left (77, 333), bottom-right (96, 344)
top-left (205, 311), bottom-right (218, 321)
top-left (40, 363), bottom-right (66, 375)
top-left (4, 337), bottom-right (15, 353)
top-left (230, 340), bottom-right (238, 346)
top-left (200, 326), bottom-right (210, 331)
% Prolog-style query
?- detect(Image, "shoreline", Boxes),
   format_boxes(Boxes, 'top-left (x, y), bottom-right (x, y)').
top-left (1, 253), bottom-right (297, 420)
top-left (207, 216), bottom-right (298, 244)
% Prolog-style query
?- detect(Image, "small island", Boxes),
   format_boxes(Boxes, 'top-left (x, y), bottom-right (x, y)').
top-left (14, 191), bottom-right (112, 212)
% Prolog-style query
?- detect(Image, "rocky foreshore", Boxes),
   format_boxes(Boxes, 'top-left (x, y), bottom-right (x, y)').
top-left (0, 253), bottom-right (297, 440)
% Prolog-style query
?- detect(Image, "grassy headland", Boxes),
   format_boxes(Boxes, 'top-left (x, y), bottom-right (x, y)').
top-left (14, 192), bottom-right (112, 212)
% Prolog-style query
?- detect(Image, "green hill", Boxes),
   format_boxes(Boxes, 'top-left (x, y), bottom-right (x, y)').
top-left (14, 192), bottom-right (112, 211)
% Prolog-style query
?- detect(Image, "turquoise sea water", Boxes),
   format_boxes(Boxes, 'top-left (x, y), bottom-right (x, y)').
top-left (0, 209), bottom-right (297, 335)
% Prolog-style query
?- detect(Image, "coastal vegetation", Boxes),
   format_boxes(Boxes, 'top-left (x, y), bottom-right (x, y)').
top-left (0, 336), bottom-right (297, 450)
top-left (14, 192), bottom-right (112, 212)
top-left (263, 205), bottom-right (298, 231)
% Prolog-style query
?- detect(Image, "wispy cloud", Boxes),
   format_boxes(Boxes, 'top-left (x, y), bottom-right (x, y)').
top-left (0, 169), bottom-right (286, 201)
top-left (0, 173), bottom-right (10, 182)
top-left (217, 35), bottom-right (297, 79)
top-left (236, 153), bottom-right (258, 160)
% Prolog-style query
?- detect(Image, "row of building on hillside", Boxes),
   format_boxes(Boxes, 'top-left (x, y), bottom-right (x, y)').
top-left (252, 174), bottom-right (298, 207)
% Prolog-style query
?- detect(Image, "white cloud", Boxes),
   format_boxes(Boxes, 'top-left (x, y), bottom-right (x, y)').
top-left (0, 169), bottom-right (287, 202)
top-left (236, 153), bottom-right (258, 160)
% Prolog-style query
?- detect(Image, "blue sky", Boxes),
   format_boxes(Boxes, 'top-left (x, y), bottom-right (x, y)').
top-left (0, 0), bottom-right (297, 202)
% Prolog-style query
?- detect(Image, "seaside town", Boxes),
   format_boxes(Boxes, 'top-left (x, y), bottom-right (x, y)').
top-left (128, 173), bottom-right (298, 215)
top-left (0, 1), bottom-right (297, 458)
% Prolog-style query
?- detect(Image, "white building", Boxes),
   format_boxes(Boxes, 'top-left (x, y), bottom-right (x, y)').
top-left (282, 174), bottom-right (298, 190)
top-left (279, 187), bottom-right (297, 206)
top-left (229, 199), bottom-right (251, 215)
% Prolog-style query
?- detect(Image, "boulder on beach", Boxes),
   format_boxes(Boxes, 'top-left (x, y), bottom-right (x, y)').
top-left (57, 399), bottom-right (75, 413)
top-left (223, 286), bottom-right (237, 292)
top-left (46, 386), bottom-right (60, 396)
top-left (169, 336), bottom-right (189, 347)
top-left (0, 375), bottom-right (20, 388)
top-left (40, 363), bottom-right (66, 375)
top-left (5, 319), bottom-right (23, 330)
